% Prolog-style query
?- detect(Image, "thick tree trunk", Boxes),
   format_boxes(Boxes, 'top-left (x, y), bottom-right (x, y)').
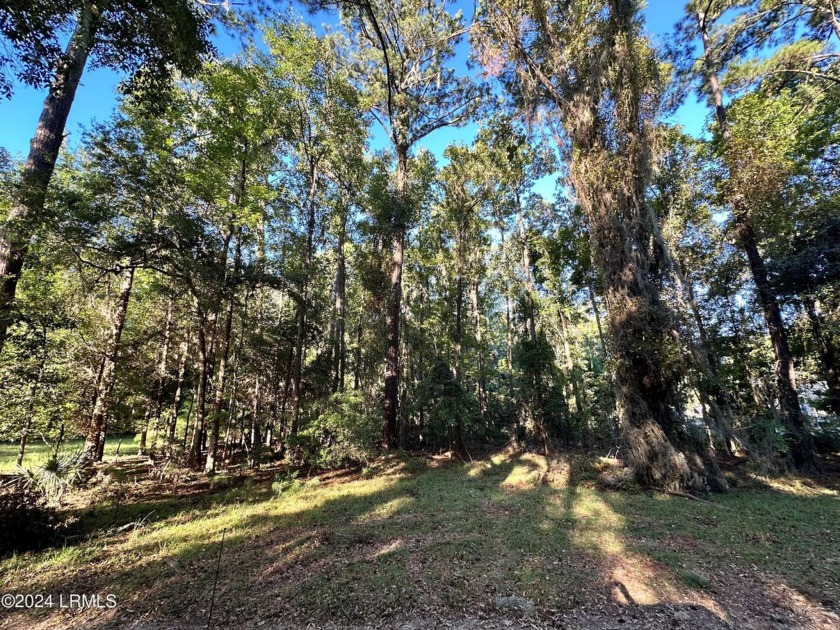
top-left (383, 149), bottom-right (408, 449)
top-left (81, 267), bottom-right (135, 466)
top-left (0, 8), bottom-right (98, 351)
top-left (515, 0), bottom-right (723, 490)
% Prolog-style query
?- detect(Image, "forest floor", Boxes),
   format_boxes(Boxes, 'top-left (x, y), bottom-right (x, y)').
top-left (1, 450), bottom-right (839, 629)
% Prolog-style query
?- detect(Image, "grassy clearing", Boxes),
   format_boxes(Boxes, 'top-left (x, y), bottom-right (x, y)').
top-left (0, 435), bottom-right (140, 472)
top-left (0, 452), bottom-right (838, 628)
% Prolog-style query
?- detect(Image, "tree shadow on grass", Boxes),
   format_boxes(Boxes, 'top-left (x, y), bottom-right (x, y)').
top-left (1, 451), bottom-right (838, 629)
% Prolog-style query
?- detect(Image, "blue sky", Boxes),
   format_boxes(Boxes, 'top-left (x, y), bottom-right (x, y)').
top-left (0, 1), bottom-right (710, 167)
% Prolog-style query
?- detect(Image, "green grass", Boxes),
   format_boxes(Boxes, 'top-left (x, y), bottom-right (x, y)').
top-left (0, 435), bottom-right (140, 472)
top-left (1, 452), bottom-right (838, 628)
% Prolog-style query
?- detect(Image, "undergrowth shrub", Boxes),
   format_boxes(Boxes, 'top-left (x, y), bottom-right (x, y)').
top-left (811, 418), bottom-right (840, 454)
top-left (17, 448), bottom-right (84, 504)
top-left (297, 391), bottom-right (380, 468)
top-left (0, 482), bottom-right (63, 555)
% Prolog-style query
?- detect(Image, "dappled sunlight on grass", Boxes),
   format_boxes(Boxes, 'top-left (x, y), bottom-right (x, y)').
top-left (370, 538), bottom-right (405, 559)
top-left (500, 453), bottom-right (547, 488)
top-left (355, 495), bottom-right (415, 523)
top-left (567, 488), bottom-right (626, 556)
top-left (2, 451), bottom-right (839, 629)
top-left (750, 473), bottom-right (840, 497)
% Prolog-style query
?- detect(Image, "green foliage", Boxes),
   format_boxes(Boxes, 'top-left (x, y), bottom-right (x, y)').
top-left (17, 448), bottom-right (85, 504)
top-left (415, 359), bottom-right (476, 442)
top-left (0, 0), bottom-right (218, 101)
top-left (811, 419), bottom-right (840, 454)
top-left (301, 391), bottom-right (380, 468)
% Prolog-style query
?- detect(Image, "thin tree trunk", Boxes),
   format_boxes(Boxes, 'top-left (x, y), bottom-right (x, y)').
top-left (697, 9), bottom-right (815, 470)
top-left (559, 308), bottom-right (584, 416)
top-left (453, 210), bottom-right (468, 458)
top-left (0, 7), bottom-right (98, 351)
top-left (138, 406), bottom-right (151, 455)
top-left (332, 202), bottom-right (348, 394)
top-left (738, 221), bottom-right (814, 465)
top-left (517, 195), bottom-right (537, 344)
top-left (182, 388), bottom-right (195, 450)
top-left (517, 194), bottom-right (549, 453)
top-left (470, 282), bottom-right (488, 417)
top-left (188, 323), bottom-right (210, 468)
top-left (354, 311), bottom-right (363, 391)
top-left (149, 303), bottom-right (173, 453)
top-left (496, 220), bottom-right (516, 404)
top-left (383, 148), bottom-right (408, 449)
top-left (81, 266), bottom-right (135, 466)
top-left (206, 231), bottom-right (242, 474)
top-left (52, 421), bottom-right (65, 460)
top-left (292, 164), bottom-right (319, 437)
top-left (587, 277), bottom-right (608, 360)
top-left (672, 256), bottom-right (736, 455)
top-left (16, 338), bottom-right (47, 467)
top-left (168, 335), bottom-right (190, 442)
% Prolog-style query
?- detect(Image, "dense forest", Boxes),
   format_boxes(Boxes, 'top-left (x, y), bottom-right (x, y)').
top-left (1, 0), bottom-right (839, 495)
top-left (2, 1), bottom-right (840, 628)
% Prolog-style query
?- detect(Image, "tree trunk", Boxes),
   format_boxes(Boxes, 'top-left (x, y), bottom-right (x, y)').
top-left (737, 220), bottom-right (815, 467)
top-left (496, 219), bottom-right (516, 405)
top-left (16, 342), bottom-right (47, 468)
top-left (205, 232), bottom-right (242, 474)
top-left (559, 308), bottom-right (583, 415)
top-left (516, 194), bottom-right (549, 454)
top-left (292, 164), bottom-right (319, 437)
top-left (188, 323), bottom-right (210, 468)
top-left (383, 148), bottom-right (408, 449)
top-left (138, 406), bottom-right (151, 456)
top-left (697, 10), bottom-right (815, 471)
top-left (470, 282), bottom-right (488, 417)
top-left (81, 266), bottom-right (135, 466)
top-left (168, 335), bottom-right (189, 442)
top-left (332, 202), bottom-right (348, 394)
top-left (517, 196), bottom-right (537, 344)
top-left (0, 7), bottom-right (98, 351)
top-left (452, 210), bottom-right (468, 458)
top-left (672, 256), bottom-right (736, 455)
top-left (149, 303), bottom-right (173, 453)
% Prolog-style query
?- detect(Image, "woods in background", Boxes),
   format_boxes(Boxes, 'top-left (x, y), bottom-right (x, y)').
top-left (1, 0), bottom-right (838, 491)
